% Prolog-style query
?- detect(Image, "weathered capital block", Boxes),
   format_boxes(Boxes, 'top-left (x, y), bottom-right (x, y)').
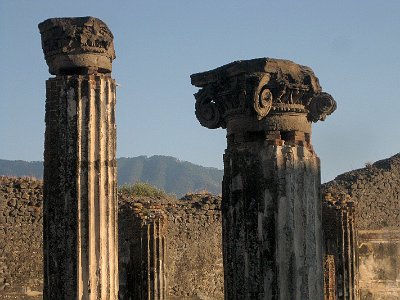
top-left (39, 16), bottom-right (115, 75)
top-left (191, 58), bottom-right (336, 299)
top-left (39, 17), bottom-right (118, 299)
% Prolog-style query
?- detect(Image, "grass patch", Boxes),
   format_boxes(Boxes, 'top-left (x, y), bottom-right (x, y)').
top-left (119, 182), bottom-right (167, 198)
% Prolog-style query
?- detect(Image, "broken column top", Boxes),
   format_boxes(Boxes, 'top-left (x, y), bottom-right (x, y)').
top-left (39, 16), bottom-right (115, 75)
top-left (191, 58), bottom-right (336, 132)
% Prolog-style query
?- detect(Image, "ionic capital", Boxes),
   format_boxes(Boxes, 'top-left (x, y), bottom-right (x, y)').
top-left (191, 58), bottom-right (336, 130)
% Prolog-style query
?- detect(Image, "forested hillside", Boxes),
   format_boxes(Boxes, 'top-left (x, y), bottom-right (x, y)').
top-left (0, 156), bottom-right (223, 196)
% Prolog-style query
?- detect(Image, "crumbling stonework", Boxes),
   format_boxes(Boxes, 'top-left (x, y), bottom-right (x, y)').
top-left (39, 17), bottom-right (115, 75)
top-left (0, 177), bottom-right (43, 299)
top-left (323, 194), bottom-right (358, 299)
top-left (119, 201), bottom-right (167, 300)
top-left (323, 153), bottom-right (400, 299)
top-left (0, 178), bottom-right (224, 300)
top-left (118, 193), bottom-right (224, 300)
top-left (164, 194), bottom-right (223, 299)
top-left (191, 58), bottom-right (336, 299)
top-left (39, 17), bottom-right (118, 299)
top-left (1, 151), bottom-right (399, 300)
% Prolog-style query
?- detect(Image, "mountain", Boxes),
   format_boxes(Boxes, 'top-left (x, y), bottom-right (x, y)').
top-left (0, 156), bottom-right (223, 196)
top-left (0, 159), bottom-right (43, 178)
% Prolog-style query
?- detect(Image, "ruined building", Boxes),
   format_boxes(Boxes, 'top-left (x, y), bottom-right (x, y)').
top-left (322, 154), bottom-right (400, 299)
top-left (0, 153), bottom-right (399, 299)
top-left (0, 15), bottom-right (399, 300)
top-left (0, 177), bottom-right (224, 299)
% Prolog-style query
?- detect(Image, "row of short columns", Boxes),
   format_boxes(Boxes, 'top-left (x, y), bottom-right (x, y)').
top-left (39, 17), bottom-right (336, 300)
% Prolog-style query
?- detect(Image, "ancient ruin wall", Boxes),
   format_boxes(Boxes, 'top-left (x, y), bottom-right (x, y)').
top-left (165, 194), bottom-right (223, 299)
top-left (0, 177), bottom-right (43, 299)
top-left (2, 153), bottom-right (400, 299)
top-left (0, 177), bottom-right (224, 300)
top-left (323, 154), bottom-right (400, 230)
top-left (118, 193), bottom-right (224, 300)
top-left (323, 153), bottom-right (400, 299)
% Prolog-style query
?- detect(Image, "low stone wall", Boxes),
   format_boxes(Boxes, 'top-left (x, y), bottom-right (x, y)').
top-left (0, 177), bottom-right (43, 299)
top-left (118, 193), bottom-right (224, 300)
top-left (165, 194), bottom-right (223, 299)
top-left (323, 154), bottom-right (400, 230)
top-left (0, 177), bottom-right (224, 300)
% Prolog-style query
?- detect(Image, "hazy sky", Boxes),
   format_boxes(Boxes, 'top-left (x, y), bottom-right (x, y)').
top-left (1, 1), bottom-right (399, 182)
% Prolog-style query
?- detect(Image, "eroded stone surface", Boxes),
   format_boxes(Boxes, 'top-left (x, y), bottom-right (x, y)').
top-left (43, 75), bottom-right (118, 299)
top-left (322, 153), bottom-right (400, 299)
top-left (39, 16), bottom-right (115, 75)
top-left (0, 179), bottom-right (224, 300)
top-left (118, 193), bottom-right (224, 300)
top-left (191, 58), bottom-right (335, 299)
top-left (191, 58), bottom-right (336, 131)
top-left (40, 16), bottom-right (119, 299)
top-left (0, 177), bottom-right (43, 299)
top-left (323, 154), bottom-right (400, 230)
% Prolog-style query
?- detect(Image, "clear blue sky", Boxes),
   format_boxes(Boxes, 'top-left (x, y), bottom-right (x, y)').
top-left (1, 1), bottom-right (399, 182)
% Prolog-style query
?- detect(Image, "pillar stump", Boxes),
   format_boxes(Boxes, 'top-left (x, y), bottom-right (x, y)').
top-left (191, 58), bottom-right (336, 299)
top-left (39, 17), bottom-right (119, 299)
top-left (128, 204), bottom-right (167, 300)
top-left (323, 194), bottom-right (358, 300)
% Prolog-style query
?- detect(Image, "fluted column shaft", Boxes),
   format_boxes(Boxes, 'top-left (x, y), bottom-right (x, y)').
top-left (340, 203), bottom-right (357, 300)
top-left (43, 75), bottom-right (118, 299)
top-left (129, 208), bottom-right (167, 300)
top-left (222, 138), bottom-right (323, 299)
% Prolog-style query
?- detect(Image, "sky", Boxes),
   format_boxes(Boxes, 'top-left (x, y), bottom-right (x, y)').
top-left (0, 1), bottom-right (399, 183)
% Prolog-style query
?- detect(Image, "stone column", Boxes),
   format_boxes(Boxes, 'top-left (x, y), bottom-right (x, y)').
top-left (191, 58), bottom-right (336, 300)
top-left (323, 193), bottom-right (358, 300)
top-left (128, 204), bottom-right (167, 300)
top-left (339, 197), bottom-right (358, 300)
top-left (39, 17), bottom-right (118, 299)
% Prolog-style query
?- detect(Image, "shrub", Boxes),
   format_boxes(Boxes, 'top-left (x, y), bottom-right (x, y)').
top-left (119, 182), bottom-right (167, 198)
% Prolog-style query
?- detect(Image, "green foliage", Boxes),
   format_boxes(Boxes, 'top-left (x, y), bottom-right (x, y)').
top-left (119, 182), bottom-right (168, 198)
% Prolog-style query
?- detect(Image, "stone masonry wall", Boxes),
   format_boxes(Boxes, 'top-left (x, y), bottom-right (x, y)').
top-left (0, 177), bottom-right (224, 300)
top-left (165, 193), bottom-right (223, 299)
top-left (1, 154), bottom-right (399, 299)
top-left (323, 153), bottom-right (400, 299)
top-left (118, 192), bottom-right (224, 300)
top-left (0, 177), bottom-right (43, 299)
top-left (323, 154), bottom-right (400, 230)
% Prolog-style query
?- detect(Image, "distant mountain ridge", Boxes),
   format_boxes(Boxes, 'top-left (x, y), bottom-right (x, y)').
top-left (0, 156), bottom-right (223, 196)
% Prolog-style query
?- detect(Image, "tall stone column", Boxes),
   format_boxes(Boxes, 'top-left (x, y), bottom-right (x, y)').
top-left (191, 58), bottom-right (336, 300)
top-left (39, 17), bottom-right (118, 299)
